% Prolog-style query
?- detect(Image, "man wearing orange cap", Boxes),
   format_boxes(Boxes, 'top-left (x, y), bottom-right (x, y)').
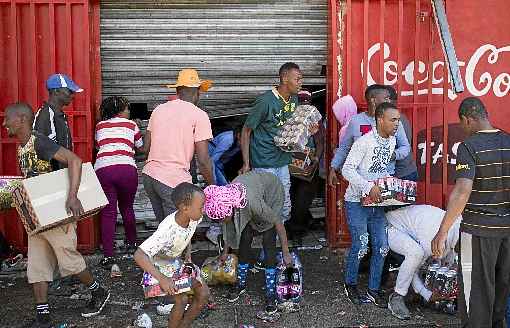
top-left (142, 69), bottom-right (215, 222)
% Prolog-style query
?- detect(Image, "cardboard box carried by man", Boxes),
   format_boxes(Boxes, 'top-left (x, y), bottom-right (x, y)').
top-left (12, 163), bottom-right (108, 235)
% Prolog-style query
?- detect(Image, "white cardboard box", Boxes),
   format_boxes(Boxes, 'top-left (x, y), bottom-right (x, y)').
top-left (12, 162), bottom-right (108, 235)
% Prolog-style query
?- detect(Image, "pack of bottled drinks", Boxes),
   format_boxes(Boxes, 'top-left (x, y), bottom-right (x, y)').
top-left (422, 262), bottom-right (458, 314)
top-left (361, 176), bottom-right (417, 206)
top-left (275, 252), bottom-right (303, 304)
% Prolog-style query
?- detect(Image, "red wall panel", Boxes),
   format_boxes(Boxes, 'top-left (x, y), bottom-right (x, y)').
top-left (327, 0), bottom-right (510, 247)
top-left (0, 0), bottom-right (101, 254)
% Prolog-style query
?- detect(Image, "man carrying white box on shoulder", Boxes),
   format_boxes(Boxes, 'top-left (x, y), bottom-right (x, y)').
top-left (3, 102), bottom-right (110, 328)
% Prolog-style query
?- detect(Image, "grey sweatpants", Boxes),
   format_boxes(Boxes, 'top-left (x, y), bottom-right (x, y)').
top-left (388, 226), bottom-right (432, 301)
top-left (142, 174), bottom-right (176, 222)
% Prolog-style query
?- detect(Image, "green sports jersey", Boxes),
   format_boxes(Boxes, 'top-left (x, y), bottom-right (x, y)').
top-left (245, 88), bottom-right (298, 168)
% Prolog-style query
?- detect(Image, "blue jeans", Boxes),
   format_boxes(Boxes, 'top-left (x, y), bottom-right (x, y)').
top-left (344, 201), bottom-right (389, 291)
top-left (253, 166), bottom-right (291, 222)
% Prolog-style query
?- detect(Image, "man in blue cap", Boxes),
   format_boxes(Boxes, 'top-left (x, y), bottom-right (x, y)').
top-left (34, 73), bottom-right (83, 170)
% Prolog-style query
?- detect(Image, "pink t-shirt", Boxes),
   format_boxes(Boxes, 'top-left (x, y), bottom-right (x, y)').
top-left (142, 99), bottom-right (212, 187)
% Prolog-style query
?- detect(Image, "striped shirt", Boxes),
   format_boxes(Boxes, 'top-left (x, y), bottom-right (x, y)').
top-left (455, 129), bottom-right (510, 237)
top-left (94, 117), bottom-right (143, 171)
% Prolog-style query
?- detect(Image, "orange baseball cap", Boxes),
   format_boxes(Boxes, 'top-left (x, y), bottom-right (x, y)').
top-left (166, 68), bottom-right (213, 92)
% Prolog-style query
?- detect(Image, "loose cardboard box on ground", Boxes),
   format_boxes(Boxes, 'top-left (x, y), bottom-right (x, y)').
top-left (11, 162), bottom-right (108, 235)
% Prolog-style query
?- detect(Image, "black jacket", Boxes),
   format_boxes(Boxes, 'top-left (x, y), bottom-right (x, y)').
top-left (33, 102), bottom-right (73, 170)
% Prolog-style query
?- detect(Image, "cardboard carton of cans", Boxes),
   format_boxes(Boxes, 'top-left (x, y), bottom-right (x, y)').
top-left (274, 104), bottom-right (322, 153)
top-left (361, 176), bottom-right (417, 206)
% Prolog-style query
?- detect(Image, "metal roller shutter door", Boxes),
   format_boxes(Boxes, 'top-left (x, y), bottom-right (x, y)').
top-left (100, 0), bottom-right (327, 118)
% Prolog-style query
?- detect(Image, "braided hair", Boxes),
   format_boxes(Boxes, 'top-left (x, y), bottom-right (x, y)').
top-left (99, 96), bottom-right (130, 120)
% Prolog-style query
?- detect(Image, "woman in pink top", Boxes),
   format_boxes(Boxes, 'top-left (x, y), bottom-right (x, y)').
top-left (332, 95), bottom-right (357, 144)
top-left (94, 96), bottom-right (145, 268)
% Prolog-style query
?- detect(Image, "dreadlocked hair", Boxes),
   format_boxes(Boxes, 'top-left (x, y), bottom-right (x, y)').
top-left (100, 96), bottom-right (130, 120)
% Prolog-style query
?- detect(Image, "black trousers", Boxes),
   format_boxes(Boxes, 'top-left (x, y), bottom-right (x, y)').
top-left (288, 175), bottom-right (322, 235)
top-left (238, 224), bottom-right (277, 268)
top-left (458, 232), bottom-right (510, 328)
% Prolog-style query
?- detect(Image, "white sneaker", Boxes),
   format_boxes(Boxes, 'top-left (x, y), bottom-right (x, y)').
top-left (156, 303), bottom-right (189, 316)
top-left (156, 304), bottom-right (174, 316)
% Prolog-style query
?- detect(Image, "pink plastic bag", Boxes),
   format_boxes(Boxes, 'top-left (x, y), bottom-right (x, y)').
top-left (332, 95), bottom-right (357, 144)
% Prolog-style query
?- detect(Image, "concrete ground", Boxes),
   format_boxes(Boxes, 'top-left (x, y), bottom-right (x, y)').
top-left (0, 235), bottom-right (460, 328)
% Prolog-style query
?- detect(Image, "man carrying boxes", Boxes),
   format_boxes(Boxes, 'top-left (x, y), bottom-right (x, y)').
top-left (3, 103), bottom-right (110, 327)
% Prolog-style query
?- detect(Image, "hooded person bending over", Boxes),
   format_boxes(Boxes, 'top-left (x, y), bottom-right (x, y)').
top-left (203, 171), bottom-right (293, 316)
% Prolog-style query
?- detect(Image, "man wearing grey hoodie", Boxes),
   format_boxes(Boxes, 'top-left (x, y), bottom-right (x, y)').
top-left (328, 84), bottom-right (412, 186)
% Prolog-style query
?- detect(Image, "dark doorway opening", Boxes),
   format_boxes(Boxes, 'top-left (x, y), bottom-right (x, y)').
top-left (129, 103), bottom-right (150, 120)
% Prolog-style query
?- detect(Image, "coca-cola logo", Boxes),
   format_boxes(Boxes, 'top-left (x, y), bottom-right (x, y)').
top-left (362, 43), bottom-right (510, 100)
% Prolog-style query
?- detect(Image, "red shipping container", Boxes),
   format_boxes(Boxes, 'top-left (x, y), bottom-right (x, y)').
top-left (326, 0), bottom-right (510, 247)
top-left (0, 0), bottom-right (102, 254)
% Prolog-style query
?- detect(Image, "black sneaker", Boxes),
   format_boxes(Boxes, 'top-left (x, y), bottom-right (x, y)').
top-left (367, 289), bottom-right (388, 308)
top-left (125, 243), bottom-right (138, 255)
top-left (25, 315), bottom-right (51, 328)
top-left (265, 296), bottom-right (278, 315)
top-left (100, 256), bottom-right (116, 269)
top-left (344, 284), bottom-right (362, 305)
top-left (81, 287), bottom-right (111, 318)
top-left (227, 286), bottom-right (246, 302)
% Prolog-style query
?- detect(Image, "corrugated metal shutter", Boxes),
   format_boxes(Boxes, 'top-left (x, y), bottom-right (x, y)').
top-left (100, 0), bottom-right (327, 118)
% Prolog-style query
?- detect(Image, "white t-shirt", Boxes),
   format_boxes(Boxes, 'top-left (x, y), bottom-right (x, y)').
top-left (139, 211), bottom-right (201, 259)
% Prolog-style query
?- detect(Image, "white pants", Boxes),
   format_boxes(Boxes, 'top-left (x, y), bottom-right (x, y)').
top-left (388, 226), bottom-right (432, 301)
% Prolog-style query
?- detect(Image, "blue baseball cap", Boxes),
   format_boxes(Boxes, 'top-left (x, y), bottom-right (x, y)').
top-left (46, 74), bottom-right (83, 93)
